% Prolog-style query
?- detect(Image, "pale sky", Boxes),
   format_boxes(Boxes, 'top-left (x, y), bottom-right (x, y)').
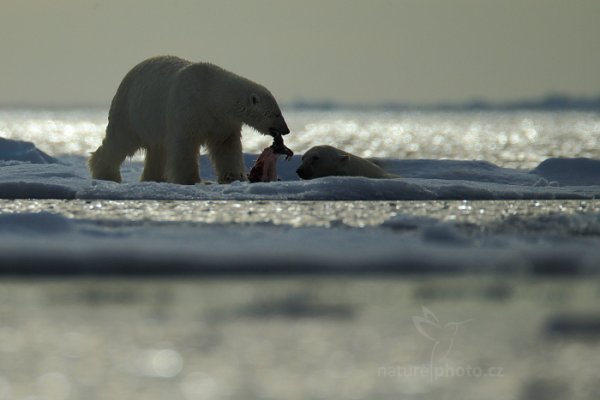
top-left (1, 0), bottom-right (599, 106)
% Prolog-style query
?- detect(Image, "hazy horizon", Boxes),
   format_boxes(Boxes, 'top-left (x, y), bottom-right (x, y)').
top-left (1, 0), bottom-right (599, 107)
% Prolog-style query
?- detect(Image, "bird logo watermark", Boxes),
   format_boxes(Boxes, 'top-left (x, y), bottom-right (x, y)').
top-left (377, 306), bottom-right (503, 381)
top-left (412, 306), bottom-right (473, 370)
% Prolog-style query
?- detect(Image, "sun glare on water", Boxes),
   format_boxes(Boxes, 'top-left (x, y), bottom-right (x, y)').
top-left (1, 109), bottom-right (599, 169)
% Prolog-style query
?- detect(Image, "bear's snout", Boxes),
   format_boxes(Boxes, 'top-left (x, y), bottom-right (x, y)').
top-left (296, 166), bottom-right (309, 180)
top-left (269, 120), bottom-right (290, 136)
top-left (269, 127), bottom-right (290, 136)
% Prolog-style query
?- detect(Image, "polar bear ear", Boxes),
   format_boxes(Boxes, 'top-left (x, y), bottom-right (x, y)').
top-left (249, 93), bottom-right (260, 106)
top-left (339, 154), bottom-right (350, 163)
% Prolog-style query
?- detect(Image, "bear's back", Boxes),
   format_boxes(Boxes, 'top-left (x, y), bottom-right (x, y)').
top-left (124, 56), bottom-right (191, 98)
top-left (110, 56), bottom-right (192, 137)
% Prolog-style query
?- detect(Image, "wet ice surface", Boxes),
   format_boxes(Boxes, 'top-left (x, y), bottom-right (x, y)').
top-left (0, 278), bottom-right (598, 400)
top-left (0, 199), bottom-right (598, 230)
top-left (1, 200), bottom-right (600, 275)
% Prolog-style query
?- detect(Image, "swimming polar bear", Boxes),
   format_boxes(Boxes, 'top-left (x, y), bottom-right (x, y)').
top-left (296, 145), bottom-right (400, 179)
top-left (89, 56), bottom-right (290, 184)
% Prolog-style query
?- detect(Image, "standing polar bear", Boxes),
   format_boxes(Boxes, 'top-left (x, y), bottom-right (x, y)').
top-left (89, 56), bottom-right (290, 184)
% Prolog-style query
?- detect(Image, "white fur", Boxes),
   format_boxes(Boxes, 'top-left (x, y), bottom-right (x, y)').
top-left (89, 56), bottom-right (289, 184)
top-left (297, 145), bottom-right (400, 179)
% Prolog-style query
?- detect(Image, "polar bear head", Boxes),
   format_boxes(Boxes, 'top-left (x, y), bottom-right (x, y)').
top-left (240, 86), bottom-right (290, 137)
top-left (296, 145), bottom-right (352, 179)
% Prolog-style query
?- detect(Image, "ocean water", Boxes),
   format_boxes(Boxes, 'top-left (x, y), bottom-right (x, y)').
top-left (1, 108), bottom-right (599, 169)
top-left (0, 278), bottom-right (598, 400)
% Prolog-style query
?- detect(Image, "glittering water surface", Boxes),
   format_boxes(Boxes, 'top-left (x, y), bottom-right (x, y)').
top-left (0, 199), bottom-right (598, 231)
top-left (1, 108), bottom-right (599, 169)
top-left (0, 278), bottom-right (598, 400)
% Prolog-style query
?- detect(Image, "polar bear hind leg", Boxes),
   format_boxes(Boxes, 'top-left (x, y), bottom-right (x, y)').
top-left (89, 123), bottom-right (140, 183)
top-left (141, 147), bottom-right (166, 182)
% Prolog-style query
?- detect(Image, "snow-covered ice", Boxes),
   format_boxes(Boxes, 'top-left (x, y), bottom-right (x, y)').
top-left (1, 138), bottom-right (600, 201)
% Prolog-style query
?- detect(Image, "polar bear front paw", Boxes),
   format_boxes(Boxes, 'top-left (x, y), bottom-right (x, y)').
top-left (218, 172), bottom-right (248, 184)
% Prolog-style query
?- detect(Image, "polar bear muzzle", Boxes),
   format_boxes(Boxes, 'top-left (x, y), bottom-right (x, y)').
top-left (268, 118), bottom-right (290, 137)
